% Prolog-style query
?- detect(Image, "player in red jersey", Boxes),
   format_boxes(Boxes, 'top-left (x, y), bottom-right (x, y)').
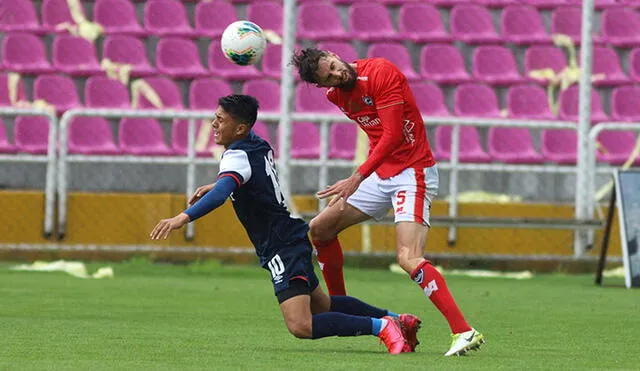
top-left (292, 48), bottom-right (485, 356)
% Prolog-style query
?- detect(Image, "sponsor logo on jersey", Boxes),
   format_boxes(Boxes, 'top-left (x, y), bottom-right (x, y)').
top-left (357, 115), bottom-right (380, 128)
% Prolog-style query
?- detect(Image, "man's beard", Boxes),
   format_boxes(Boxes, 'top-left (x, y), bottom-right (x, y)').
top-left (337, 62), bottom-right (357, 90)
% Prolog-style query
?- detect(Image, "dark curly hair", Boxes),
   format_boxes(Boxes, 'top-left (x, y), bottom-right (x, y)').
top-left (218, 95), bottom-right (259, 127)
top-left (291, 48), bottom-right (329, 84)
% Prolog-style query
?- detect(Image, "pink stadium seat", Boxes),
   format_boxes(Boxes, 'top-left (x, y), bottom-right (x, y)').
top-left (317, 42), bottom-right (359, 63)
top-left (189, 78), bottom-right (233, 110)
top-left (524, 46), bottom-right (567, 84)
top-left (156, 37), bottom-right (209, 79)
top-left (247, 2), bottom-right (283, 36)
top-left (420, 44), bottom-right (471, 84)
top-left (601, 8), bottom-right (640, 47)
top-left (488, 126), bottom-right (545, 164)
top-left (195, 1), bottom-right (236, 38)
top-left (1, 33), bottom-right (54, 74)
top-left (398, 3), bottom-right (451, 43)
top-left (476, 0), bottom-right (519, 8)
top-left (119, 118), bottom-right (174, 156)
top-left (85, 76), bottom-right (131, 109)
top-left (611, 85), bottom-right (640, 122)
top-left (41, 0), bottom-right (79, 32)
top-left (557, 85), bottom-right (609, 122)
top-left (0, 0), bottom-right (42, 33)
top-left (33, 74), bottom-right (82, 115)
top-left (349, 3), bottom-right (405, 41)
top-left (52, 35), bottom-right (102, 76)
top-left (454, 83), bottom-right (501, 118)
top-left (171, 120), bottom-right (214, 157)
top-left (367, 43), bottom-right (420, 81)
top-left (253, 121), bottom-right (272, 146)
top-left (103, 35), bottom-right (156, 77)
top-left (541, 128), bottom-right (578, 165)
top-left (144, 0), bottom-right (195, 37)
top-left (242, 80), bottom-right (280, 113)
top-left (68, 116), bottom-right (121, 155)
top-left (551, 6), bottom-right (602, 45)
top-left (409, 82), bottom-right (450, 116)
top-left (295, 83), bottom-right (340, 113)
top-left (329, 123), bottom-right (357, 160)
top-left (262, 44), bottom-right (283, 79)
top-left (570, 0), bottom-right (628, 10)
top-left (14, 116), bottom-right (51, 155)
top-left (0, 119), bottom-right (18, 154)
top-left (524, 0), bottom-right (568, 9)
top-left (502, 5), bottom-right (551, 45)
top-left (596, 131), bottom-right (639, 165)
top-left (507, 85), bottom-right (555, 120)
top-left (472, 46), bottom-right (524, 85)
top-left (208, 41), bottom-right (261, 80)
top-left (298, 3), bottom-right (350, 41)
top-left (591, 46), bottom-right (629, 86)
top-left (450, 5), bottom-right (502, 44)
top-left (435, 126), bottom-right (492, 163)
top-left (138, 77), bottom-right (183, 109)
top-left (291, 122), bottom-right (320, 158)
top-left (94, 0), bottom-right (148, 36)
top-left (0, 73), bottom-right (27, 106)
top-left (628, 48), bottom-right (640, 83)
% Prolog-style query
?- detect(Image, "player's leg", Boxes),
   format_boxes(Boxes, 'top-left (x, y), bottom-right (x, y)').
top-left (310, 173), bottom-right (389, 296)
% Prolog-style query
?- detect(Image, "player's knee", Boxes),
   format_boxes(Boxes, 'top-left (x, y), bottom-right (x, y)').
top-left (395, 246), bottom-right (414, 272)
top-left (309, 217), bottom-right (333, 241)
top-left (286, 319), bottom-right (312, 339)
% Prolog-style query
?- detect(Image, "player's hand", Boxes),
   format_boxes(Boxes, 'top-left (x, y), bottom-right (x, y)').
top-left (150, 213), bottom-right (190, 240)
top-left (316, 172), bottom-right (364, 210)
top-left (188, 183), bottom-right (215, 205)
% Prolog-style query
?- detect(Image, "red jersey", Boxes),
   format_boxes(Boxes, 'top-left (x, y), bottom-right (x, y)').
top-left (327, 58), bottom-right (436, 179)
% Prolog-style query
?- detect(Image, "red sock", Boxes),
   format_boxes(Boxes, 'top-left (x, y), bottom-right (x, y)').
top-left (313, 238), bottom-right (346, 296)
top-left (410, 260), bottom-right (471, 334)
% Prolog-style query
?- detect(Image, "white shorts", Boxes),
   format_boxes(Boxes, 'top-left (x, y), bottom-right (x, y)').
top-left (347, 165), bottom-right (439, 226)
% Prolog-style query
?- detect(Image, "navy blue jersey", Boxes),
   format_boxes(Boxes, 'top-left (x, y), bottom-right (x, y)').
top-left (218, 131), bottom-right (310, 265)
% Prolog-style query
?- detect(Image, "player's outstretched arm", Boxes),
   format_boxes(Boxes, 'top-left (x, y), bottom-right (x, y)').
top-left (149, 176), bottom-right (238, 240)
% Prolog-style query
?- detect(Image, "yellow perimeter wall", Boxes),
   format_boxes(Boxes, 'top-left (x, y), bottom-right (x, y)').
top-left (0, 191), bottom-right (621, 258)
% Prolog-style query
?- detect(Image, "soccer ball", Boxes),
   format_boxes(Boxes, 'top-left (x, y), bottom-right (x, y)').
top-left (221, 21), bottom-right (267, 66)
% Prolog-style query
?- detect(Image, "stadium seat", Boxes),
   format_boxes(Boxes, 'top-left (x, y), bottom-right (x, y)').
top-left (0, 73), bottom-right (28, 106)
top-left (33, 74), bottom-right (82, 115)
top-left (367, 43), bottom-right (420, 81)
top-left (95, 0), bottom-right (148, 36)
top-left (242, 80), bottom-right (280, 113)
top-left (14, 116), bottom-right (51, 155)
top-left (144, 0), bottom-right (196, 37)
top-left (524, 46), bottom-right (567, 84)
top-left (454, 83), bottom-right (501, 118)
top-left (0, 119), bottom-right (17, 154)
top-left (68, 116), bottom-right (121, 155)
top-left (501, 5), bottom-right (551, 44)
top-left (41, 0), bottom-right (79, 32)
top-left (138, 77), bottom-right (183, 109)
top-left (119, 118), bottom-right (174, 156)
top-left (472, 46), bottom-right (524, 85)
top-left (247, 2), bottom-right (283, 36)
top-left (611, 85), bottom-right (640, 122)
top-left (601, 8), bottom-right (640, 47)
top-left (477, 0), bottom-right (519, 8)
top-left (398, 3), bottom-right (451, 43)
top-left (189, 78), bottom-right (233, 109)
top-left (291, 122), bottom-right (320, 158)
top-left (596, 130), bottom-right (639, 165)
top-left (591, 46), bottom-right (629, 86)
top-left (171, 120), bottom-right (215, 157)
top-left (523, 0), bottom-right (568, 9)
top-left (253, 121), bottom-right (272, 146)
top-left (420, 44), bottom-right (471, 84)
top-left (551, 6), bottom-right (602, 45)
top-left (262, 43), bottom-right (303, 80)
top-left (541, 128), bottom-right (578, 164)
top-left (329, 123), bottom-right (357, 160)
top-left (409, 82), bottom-right (450, 116)
top-left (103, 35), bottom-right (156, 77)
top-left (507, 84), bottom-right (555, 120)
top-left (557, 85), bottom-right (609, 122)
top-left (85, 75), bottom-right (131, 109)
top-left (208, 41), bottom-right (261, 80)
top-left (569, 0), bottom-right (626, 9)
top-left (295, 83), bottom-right (340, 113)
top-left (1, 33), bottom-right (54, 74)
top-left (435, 126), bottom-right (492, 163)
top-left (297, 3), bottom-right (350, 41)
top-left (450, 5), bottom-right (502, 44)
top-left (0, 0), bottom-right (42, 33)
top-left (349, 3), bottom-right (405, 41)
top-left (488, 126), bottom-right (545, 164)
top-left (52, 35), bottom-right (102, 76)
top-left (317, 42), bottom-right (359, 63)
top-left (156, 37), bottom-right (209, 79)
top-left (628, 48), bottom-right (640, 83)
top-left (194, 0), bottom-right (236, 38)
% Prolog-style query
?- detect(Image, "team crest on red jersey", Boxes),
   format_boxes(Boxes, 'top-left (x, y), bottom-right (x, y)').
top-left (362, 96), bottom-right (373, 106)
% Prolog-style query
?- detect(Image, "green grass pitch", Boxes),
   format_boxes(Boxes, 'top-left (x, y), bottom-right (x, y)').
top-left (0, 259), bottom-right (637, 370)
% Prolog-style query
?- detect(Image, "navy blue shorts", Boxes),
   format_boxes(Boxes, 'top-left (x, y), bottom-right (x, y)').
top-left (261, 239), bottom-right (320, 301)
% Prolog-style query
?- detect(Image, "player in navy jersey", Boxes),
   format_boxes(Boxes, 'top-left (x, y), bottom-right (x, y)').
top-left (150, 94), bottom-right (421, 354)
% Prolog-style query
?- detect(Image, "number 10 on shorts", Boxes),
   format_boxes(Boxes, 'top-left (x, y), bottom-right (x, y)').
top-left (268, 254), bottom-right (285, 284)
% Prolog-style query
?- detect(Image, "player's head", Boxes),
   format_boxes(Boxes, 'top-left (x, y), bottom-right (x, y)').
top-left (291, 48), bottom-right (357, 90)
top-left (213, 94), bottom-right (259, 147)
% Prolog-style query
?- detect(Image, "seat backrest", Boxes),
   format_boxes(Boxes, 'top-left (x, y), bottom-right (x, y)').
top-left (298, 3), bottom-right (345, 33)
top-left (502, 5), bottom-right (545, 36)
top-left (454, 83), bottom-right (501, 117)
top-left (144, 0), bottom-right (190, 30)
top-left (34, 74), bottom-right (80, 109)
top-left (85, 76), bottom-right (131, 108)
top-left (195, 1), bottom-right (236, 34)
top-left (593, 46), bottom-right (624, 75)
top-left (1, 0), bottom-right (39, 28)
top-left (15, 116), bottom-right (50, 149)
top-left (42, 0), bottom-right (77, 28)
top-left (69, 117), bottom-right (115, 146)
top-left (409, 82), bottom-right (449, 116)
top-left (367, 43), bottom-right (414, 71)
top-left (247, 2), bottom-right (283, 34)
top-left (451, 4), bottom-right (495, 35)
top-left (558, 84), bottom-right (605, 120)
top-left (119, 118), bottom-right (166, 146)
top-left (295, 83), bottom-right (339, 113)
top-left (329, 122), bottom-right (357, 159)
top-left (473, 46), bottom-right (519, 77)
top-left (612, 85), bottom-right (640, 119)
top-left (156, 37), bottom-right (201, 68)
top-left (317, 42), bottom-right (359, 63)
top-left (421, 44), bottom-right (466, 75)
top-left (551, 6), bottom-right (581, 39)
top-left (2, 33), bottom-right (48, 65)
top-left (507, 84), bottom-right (552, 118)
top-left (242, 80), bottom-right (280, 112)
top-left (349, 3), bottom-right (394, 32)
top-left (252, 121), bottom-right (272, 145)
top-left (189, 78), bottom-right (233, 109)
top-left (139, 77), bottom-right (183, 109)
top-left (525, 46), bottom-right (567, 74)
top-left (103, 35), bottom-right (149, 65)
top-left (629, 48), bottom-right (640, 79)
top-left (53, 35), bottom-right (98, 67)
top-left (95, 0), bottom-right (139, 29)
top-left (398, 3), bottom-right (445, 34)
top-left (436, 126), bottom-right (484, 153)
top-left (602, 8), bottom-right (640, 37)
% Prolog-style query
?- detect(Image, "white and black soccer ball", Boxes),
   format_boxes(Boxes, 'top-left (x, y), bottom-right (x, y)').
top-left (221, 21), bottom-right (267, 66)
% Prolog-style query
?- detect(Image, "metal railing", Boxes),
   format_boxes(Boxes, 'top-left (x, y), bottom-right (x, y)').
top-left (0, 107), bottom-right (57, 237)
